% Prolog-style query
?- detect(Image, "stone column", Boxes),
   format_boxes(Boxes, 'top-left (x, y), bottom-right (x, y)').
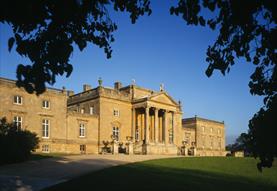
top-left (132, 108), bottom-right (136, 141)
top-left (113, 141), bottom-right (118, 154)
top-left (172, 112), bottom-right (174, 144)
top-left (144, 107), bottom-right (149, 144)
top-left (164, 110), bottom-right (168, 145)
top-left (154, 108), bottom-right (159, 143)
top-left (128, 142), bottom-right (134, 155)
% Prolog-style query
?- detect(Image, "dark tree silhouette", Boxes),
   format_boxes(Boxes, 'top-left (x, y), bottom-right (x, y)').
top-left (226, 133), bottom-right (252, 156)
top-left (170, 0), bottom-right (276, 169)
top-left (0, 0), bottom-right (151, 94)
top-left (0, 117), bottom-right (39, 164)
top-left (1, 0), bottom-right (276, 169)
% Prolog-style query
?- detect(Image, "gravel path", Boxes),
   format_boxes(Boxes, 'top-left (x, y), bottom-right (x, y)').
top-left (0, 154), bottom-right (180, 191)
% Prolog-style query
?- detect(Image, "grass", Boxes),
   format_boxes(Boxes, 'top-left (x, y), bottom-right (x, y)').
top-left (43, 157), bottom-right (277, 191)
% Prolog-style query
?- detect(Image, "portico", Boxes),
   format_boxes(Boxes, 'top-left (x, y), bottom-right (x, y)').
top-left (131, 92), bottom-right (180, 154)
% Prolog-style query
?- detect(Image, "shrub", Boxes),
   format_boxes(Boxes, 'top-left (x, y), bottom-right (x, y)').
top-left (0, 117), bottom-right (39, 165)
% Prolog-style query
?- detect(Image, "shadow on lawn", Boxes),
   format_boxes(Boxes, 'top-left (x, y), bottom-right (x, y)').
top-left (44, 162), bottom-right (277, 191)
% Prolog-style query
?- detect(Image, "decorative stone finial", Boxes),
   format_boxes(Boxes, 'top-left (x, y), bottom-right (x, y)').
top-left (98, 77), bottom-right (103, 86)
top-left (160, 83), bottom-right (164, 91)
top-left (131, 79), bottom-right (136, 85)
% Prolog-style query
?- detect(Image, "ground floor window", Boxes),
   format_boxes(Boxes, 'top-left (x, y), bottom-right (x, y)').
top-left (13, 116), bottom-right (22, 130)
top-left (112, 127), bottom-right (120, 141)
top-left (80, 144), bottom-right (86, 154)
top-left (135, 127), bottom-right (139, 141)
top-left (42, 145), bottom-right (49, 153)
top-left (42, 119), bottom-right (50, 138)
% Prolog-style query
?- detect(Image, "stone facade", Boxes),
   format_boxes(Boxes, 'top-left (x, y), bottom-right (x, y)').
top-left (0, 77), bottom-right (226, 155)
top-left (182, 117), bottom-right (226, 156)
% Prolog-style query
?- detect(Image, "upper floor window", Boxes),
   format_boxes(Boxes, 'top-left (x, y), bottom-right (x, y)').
top-left (218, 129), bottom-right (221, 135)
top-left (42, 119), bottom-right (50, 138)
top-left (81, 108), bottom-right (84, 114)
top-left (13, 95), bottom-right (22, 105)
top-left (112, 127), bottom-right (120, 141)
top-left (218, 141), bottom-right (221, 148)
top-left (210, 127), bottom-right (213, 133)
top-left (42, 100), bottom-right (50, 109)
top-left (113, 109), bottom-right (120, 117)
top-left (89, 107), bottom-right (94, 115)
top-left (202, 135), bottom-right (205, 147)
top-left (79, 123), bottom-right (85, 137)
top-left (210, 136), bottom-right (213, 148)
top-left (202, 126), bottom-right (205, 132)
top-left (13, 116), bottom-right (22, 129)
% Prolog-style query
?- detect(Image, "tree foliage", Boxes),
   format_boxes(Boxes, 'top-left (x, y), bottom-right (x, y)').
top-left (226, 133), bottom-right (252, 156)
top-left (1, 0), bottom-right (276, 169)
top-left (170, 0), bottom-right (276, 169)
top-left (0, 0), bottom-right (151, 94)
top-left (0, 117), bottom-right (39, 164)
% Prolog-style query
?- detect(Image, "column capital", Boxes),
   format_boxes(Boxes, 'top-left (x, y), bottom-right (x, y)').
top-left (145, 107), bottom-right (149, 112)
top-left (154, 107), bottom-right (160, 112)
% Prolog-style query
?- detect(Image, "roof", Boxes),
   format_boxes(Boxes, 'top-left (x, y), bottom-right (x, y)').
top-left (0, 77), bottom-right (65, 93)
top-left (182, 116), bottom-right (224, 124)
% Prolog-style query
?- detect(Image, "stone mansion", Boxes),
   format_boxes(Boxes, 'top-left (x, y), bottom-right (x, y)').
top-left (0, 77), bottom-right (226, 156)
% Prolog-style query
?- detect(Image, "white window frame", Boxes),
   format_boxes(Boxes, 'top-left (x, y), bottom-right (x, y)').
top-left (89, 107), bottom-right (94, 115)
top-left (42, 145), bottom-right (49, 153)
top-left (79, 123), bottom-right (85, 137)
top-left (113, 109), bottom-right (120, 117)
top-left (112, 127), bottom-right (120, 141)
top-left (13, 95), bottom-right (23, 105)
top-left (42, 100), bottom-right (50, 109)
top-left (42, 119), bottom-right (50, 138)
top-left (13, 116), bottom-right (22, 129)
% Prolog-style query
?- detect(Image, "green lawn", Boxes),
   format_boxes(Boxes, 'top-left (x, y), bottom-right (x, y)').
top-left (44, 157), bottom-right (277, 191)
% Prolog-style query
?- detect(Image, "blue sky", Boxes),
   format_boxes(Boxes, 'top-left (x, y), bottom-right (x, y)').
top-left (0, 1), bottom-right (264, 144)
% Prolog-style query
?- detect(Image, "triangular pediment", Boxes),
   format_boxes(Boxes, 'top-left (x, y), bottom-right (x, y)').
top-left (149, 93), bottom-right (178, 106)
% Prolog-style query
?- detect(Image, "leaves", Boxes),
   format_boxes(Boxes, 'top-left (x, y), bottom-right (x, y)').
top-left (172, 0), bottom-right (277, 169)
top-left (0, 0), bottom-right (152, 95)
top-left (8, 37), bottom-right (15, 52)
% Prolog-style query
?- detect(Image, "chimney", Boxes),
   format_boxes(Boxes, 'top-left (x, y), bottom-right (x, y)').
top-left (114, 81), bottom-right (122, 90)
top-left (83, 84), bottom-right (92, 92)
top-left (67, 90), bottom-right (75, 96)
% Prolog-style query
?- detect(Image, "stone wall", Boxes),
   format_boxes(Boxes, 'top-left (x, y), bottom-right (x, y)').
top-left (182, 117), bottom-right (226, 156)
